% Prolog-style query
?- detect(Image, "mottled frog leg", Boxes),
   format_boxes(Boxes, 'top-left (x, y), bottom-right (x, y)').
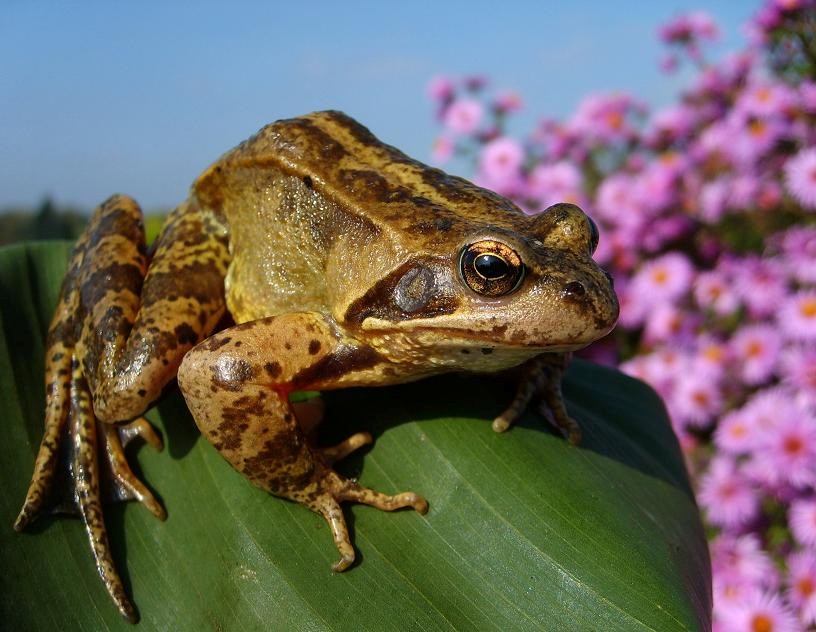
top-left (492, 352), bottom-right (581, 444)
top-left (177, 312), bottom-right (428, 572)
top-left (15, 194), bottom-right (229, 621)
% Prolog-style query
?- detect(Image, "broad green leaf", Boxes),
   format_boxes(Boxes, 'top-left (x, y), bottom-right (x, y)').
top-left (0, 241), bottom-right (711, 631)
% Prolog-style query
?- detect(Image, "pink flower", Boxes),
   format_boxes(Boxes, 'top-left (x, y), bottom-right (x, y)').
top-left (786, 550), bottom-right (816, 625)
top-left (717, 591), bottom-right (799, 632)
top-left (784, 148), bottom-right (816, 210)
top-left (694, 337), bottom-right (732, 378)
top-left (800, 81), bottom-right (816, 113)
top-left (711, 534), bottom-right (778, 589)
top-left (670, 369), bottom-right (724, 428)
top-left (595, 173), bottom-right (643, 229)
top-left (643, 303), bottom-right (696, 344)
top-left (569, 93), bottom-right (642, 144)
top-left (443, 99), bottom-right (484, 135)
top-left (478, 136), bottom-right (524, 193)
top-left (699, 178), bottom-right (731, 222)
top-left (775, 226), bottom-right (816, 283)
top-left (778, 291), bottom-right (816, 341)
top-left (426, 75), bottom-right (454, 102)
top-left (694, 269), bottom-right (740, 315)
top-left (733, 257), bottom-right (787, 319)
top-left (790, 498), bottom-right (816, 548)
top-left (752, 413), bottom-right (816, 488)
top-left (715, 409), bottom-right (758, 455)
top-left (736, 79), bottom-right (797, 118)
top-left (698, 457), bottom-right (760, 528)
top-left (780, 346), bottom-right (816, 397)
top-left (630, 252), bottom-right (695, 308)
top-left (649, 104), bottom-right (695, 142)
top-left (730, 324), bottom-right (782, 385)
top-left (431, 135), bottom-right (454, 163)
top-left (527, 161), bottom-right (583, 207)
top-left (494, 91), bottom-right (523, 114)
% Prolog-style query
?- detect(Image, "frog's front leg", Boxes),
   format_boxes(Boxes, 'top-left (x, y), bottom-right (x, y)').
top-left (177, 312), bottom-right (428, 571)
top-left (492, 353), bottom-right (581, 444)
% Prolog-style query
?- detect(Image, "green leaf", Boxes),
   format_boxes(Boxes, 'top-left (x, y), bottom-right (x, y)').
top-left (0, 241), bottom-right (711, 631)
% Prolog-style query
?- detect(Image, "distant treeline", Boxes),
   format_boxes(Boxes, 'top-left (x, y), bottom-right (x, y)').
top-left (0, 199), bottom-right (168, 246)
top-left (0, 199), bottom-right (88, 245)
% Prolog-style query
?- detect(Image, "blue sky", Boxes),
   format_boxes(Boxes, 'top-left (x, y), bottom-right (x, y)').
top-left (1, 1), bottom-right (755, 211)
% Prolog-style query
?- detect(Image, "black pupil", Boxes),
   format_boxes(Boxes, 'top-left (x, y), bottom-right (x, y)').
top-left (474, 253), bottom-right (509, 279)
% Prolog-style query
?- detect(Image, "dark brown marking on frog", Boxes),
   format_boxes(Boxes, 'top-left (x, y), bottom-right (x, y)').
top-left (308, 340), bottom-right (321, 355)
top-left (80, 263), bottom-right (145, 309)
top-left (137, 389), bottom-right (147, 397)
top-left (491, 324), bottom-right (508, 336)
top-left (344, 257), bottom-right (459, 325)
top-left (174, 323), bottom-right (198, 347)
top-left (292, 344), bottom-right (382, 390)
top-left (338, 169), bottom-right (391, 200)
top-left (87, 203), bottom-right (144, 251)
top-left (140, 259), bottom-right (227, 311)
top-left (303, 175), bottom-right (313, 189)
top-left (288, 117), bottom-right (350, 162)
top-left (481, 348), bottom-right (494, 355)
top-left (264, 361), bottom-right (282, 379)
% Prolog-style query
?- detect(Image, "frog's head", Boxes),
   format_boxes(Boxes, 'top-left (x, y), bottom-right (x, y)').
top-left (343, 203), bottom-right (619, 363)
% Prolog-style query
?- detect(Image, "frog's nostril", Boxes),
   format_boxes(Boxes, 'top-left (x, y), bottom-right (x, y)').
top-left (563, 281), bottom-right (586, 298)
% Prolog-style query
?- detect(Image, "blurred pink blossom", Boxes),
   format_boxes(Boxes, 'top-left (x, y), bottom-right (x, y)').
top-left (778, 291), bottom-right (816, 341)
top-left (784, 148), bottom-right (816, 210)
top-left (443, 99), bottom-right (484, 134)
top-left (730, 324), bottom-right (782, 385)
top-left (789, 499), bottom-right (816, 548)
top-left (699, 457), bottom-right (760, 528)
top-left (786, 550), bottom-right (816, 625)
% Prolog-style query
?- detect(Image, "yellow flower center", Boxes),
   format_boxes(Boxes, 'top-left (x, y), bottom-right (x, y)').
top-left (800, 297), bottom-right (816, 319)
top-left (751, 613), bottom-right (773, 632)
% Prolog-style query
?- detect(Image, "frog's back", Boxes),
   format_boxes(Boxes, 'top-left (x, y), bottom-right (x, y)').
top-left (196, 110), bottom-right (531, 250)
top-left (192, 111), bottom-right (533, 323)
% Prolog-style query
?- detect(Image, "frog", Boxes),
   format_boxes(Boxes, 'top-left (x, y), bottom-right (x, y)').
top-left (15, 110), bottom-right (619, 623)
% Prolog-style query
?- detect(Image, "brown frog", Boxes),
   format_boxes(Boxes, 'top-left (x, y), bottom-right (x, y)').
top-left (15, 110), bottom-right (619, 622)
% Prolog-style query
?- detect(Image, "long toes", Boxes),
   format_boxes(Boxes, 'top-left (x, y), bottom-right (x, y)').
top-left (103, 424), bottom-right (166, 520)
top-left (537, 400), bottom-right (581, 445)
top-left (320, 431), bottom-right (373, 464)
top-left (118, 416), bottom-right (163, 451)
top-left (336, 481), bottom-right (429, 514)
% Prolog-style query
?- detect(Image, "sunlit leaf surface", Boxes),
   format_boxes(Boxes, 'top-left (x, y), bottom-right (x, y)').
top-left (0, 241), bottom-right (711, 631)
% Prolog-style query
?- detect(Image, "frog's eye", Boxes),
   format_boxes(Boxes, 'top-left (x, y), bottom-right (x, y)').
top-left (588, 216), bottom-right (600, 255)
top-left (459, 240), bottom-right (525, 297)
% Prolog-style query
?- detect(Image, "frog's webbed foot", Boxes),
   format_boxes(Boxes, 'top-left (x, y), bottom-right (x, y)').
top-left (308, 463), bottom-right (429, 572)
top-left (15, 366), bottom-right (164, 623)
top-left (492, 352), bottom-right (581, 444)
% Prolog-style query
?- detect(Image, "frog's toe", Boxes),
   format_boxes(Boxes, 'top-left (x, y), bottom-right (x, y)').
top-left (308, 468), bottom-right (428, 572)
top-left (117, 416), bottom-right (163, 451)
top-left (319, 431), bottom-right (373, 465)
top-left (537, 399), bottom-right (582, 445)
top-left (102, 422), bottom-right (167, 520)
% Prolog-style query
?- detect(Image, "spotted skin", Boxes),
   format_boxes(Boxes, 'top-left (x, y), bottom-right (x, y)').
top-left (16, 111), bottom-right (618, 623)
top-left (15, 195), bottom-right (230, 622)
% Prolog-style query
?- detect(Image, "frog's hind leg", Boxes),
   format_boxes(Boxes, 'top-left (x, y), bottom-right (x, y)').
top-left (177, 312), bottom-right (428, 572)
top-left (15, 194), bottom-right (230, 621)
